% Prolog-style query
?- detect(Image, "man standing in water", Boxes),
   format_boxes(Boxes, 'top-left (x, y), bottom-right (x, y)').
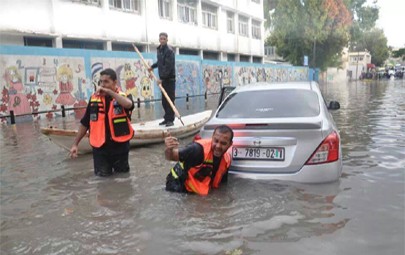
top-left (164, 125), bottom-right (234, 196)
top-left (148, 32), bottom-right (176, 127)
top-left (70, 68), bottom-right (134, 177)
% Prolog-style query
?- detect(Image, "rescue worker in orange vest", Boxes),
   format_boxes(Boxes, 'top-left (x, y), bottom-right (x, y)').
top-left (164, 125), bottom-right (233, 196)
top-left (69, 68), bottom-right (135, 177)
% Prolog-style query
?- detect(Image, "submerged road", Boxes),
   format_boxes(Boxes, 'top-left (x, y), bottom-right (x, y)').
top-left (1, 79), bottom-right (404, 255)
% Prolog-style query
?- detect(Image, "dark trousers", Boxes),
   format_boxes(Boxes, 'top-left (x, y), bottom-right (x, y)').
top-left (161, 79), bottom-right (175, 122)
top-left (93, 149), bottom-right (130, 177)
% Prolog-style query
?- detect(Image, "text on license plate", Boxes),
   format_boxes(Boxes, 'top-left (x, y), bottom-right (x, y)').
top-left (232, 147), bottom-right (285, 160)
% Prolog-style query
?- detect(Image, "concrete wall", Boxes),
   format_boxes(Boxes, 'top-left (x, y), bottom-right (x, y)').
top-left (0, 45), bottom-right (308, 121)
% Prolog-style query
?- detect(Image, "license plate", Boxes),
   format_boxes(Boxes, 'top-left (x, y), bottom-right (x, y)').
top-left (232, 147), bottom-right (285, 160)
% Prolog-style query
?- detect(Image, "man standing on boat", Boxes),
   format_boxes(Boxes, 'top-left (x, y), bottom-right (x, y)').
top-left (148, 32), bottom-right (176, 127)
top-left (164, 125), bottom-right (233, 196)
top-left (69, 68), bottom-right (135, 177)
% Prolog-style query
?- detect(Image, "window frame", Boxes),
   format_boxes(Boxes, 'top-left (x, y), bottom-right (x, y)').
top-left (252, 20), bottom-right (261, 39)
top-left (238, 16), bottom-right (248, 37)
top-left (73, 0), bottom-right (101, 6)
top-left (201, 3), bottom-right (217, 30)
top-left (177, 0), bottom-right (197, 25)
top-left (109, 0), bottom-right (140, 13)
top-left (159, 0), bottom-right (172, 19)
top-left (227, 12), bottom-right (234, 34)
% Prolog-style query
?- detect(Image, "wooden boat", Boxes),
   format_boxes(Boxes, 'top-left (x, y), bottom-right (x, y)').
top-left (41, 110), bottom-right (212, 154)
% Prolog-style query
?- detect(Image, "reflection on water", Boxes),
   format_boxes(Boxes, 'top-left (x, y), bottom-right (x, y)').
top-left (1, 81), bottom-right (404, 254)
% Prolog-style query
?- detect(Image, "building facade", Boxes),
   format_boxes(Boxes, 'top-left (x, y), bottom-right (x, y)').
top-left (347, 51), bottom-right (371, 80)
top-left (0, 0), bottom-right (265, 62)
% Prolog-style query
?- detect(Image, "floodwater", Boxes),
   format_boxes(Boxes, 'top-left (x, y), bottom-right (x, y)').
top-left (1, 80), bottom-right (404, 255)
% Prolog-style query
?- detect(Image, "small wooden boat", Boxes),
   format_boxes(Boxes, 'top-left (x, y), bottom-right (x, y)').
top-left (41, 110), bottom-right (212, 154)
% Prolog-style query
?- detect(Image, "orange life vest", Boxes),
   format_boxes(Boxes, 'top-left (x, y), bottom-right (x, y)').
top-left (88, 92), bottom-right (134, 148)
top-left (185, 139), bottom-right (232, 196)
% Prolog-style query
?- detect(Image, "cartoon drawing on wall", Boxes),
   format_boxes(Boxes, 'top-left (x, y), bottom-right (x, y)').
top-left (123, 63), bottom-right (138, 98)
top-left (42, 93), bottom-right (53, 106)
top-left (134, 60), bottom-right (143, 72)
top-left (203, 66), bottom-right (219, 93)
top-left (223, 68), bottom-right (231, 86)
top-left (2, 66), bottom-right (32, 116)
top-left (91, 62), bottom-right (103, 91)
top-left (176, 61), bottom-right (200, 97)
top-left (140, 76), bottom-right (152, 99)
top-left (55, 64), bottom-right (76, 105)
top-left (25, 68), bottom-right (39, 85)
top-left (73, 78), bottom-right (88, 119)
top-left (38, 66), bottom-right (57, 93)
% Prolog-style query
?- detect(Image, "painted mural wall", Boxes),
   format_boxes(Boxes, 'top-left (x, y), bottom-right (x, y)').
top-left (0, 45), bottom-right (309, 122)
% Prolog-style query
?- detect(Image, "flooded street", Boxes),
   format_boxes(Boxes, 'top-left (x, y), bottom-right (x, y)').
top-left (1, 80), bottom-right (404, 255)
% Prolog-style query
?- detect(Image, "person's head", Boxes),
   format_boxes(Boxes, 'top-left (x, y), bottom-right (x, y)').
top-left (99, 68), bottom-right (118, 90)
top-left (159, 32), bottom-right (168, 46)
top-left (211, 125), bottom-right (233, 157)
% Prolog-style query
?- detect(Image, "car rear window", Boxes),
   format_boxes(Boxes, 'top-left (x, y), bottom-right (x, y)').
top-left (216, 89), bottom-right (320, 118)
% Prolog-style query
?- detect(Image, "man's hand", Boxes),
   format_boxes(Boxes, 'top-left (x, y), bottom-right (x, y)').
top-left (165, 136), bottom-right (179, 150)
top-left (69, 144), bottom-right (79, 158)
top-left (95, 86), bottom-right (112, 96)
top-left (165, 133), bottom-right (180, 161)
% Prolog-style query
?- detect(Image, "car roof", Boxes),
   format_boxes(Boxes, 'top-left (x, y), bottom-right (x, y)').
top-left (231, 81), bottom-right (317, 93)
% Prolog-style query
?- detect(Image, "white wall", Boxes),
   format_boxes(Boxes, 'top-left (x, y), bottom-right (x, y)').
top-left (0, 0), bottom-right (264, 60)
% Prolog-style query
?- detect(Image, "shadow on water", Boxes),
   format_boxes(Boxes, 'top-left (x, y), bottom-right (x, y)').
top-left (1, 81), bottom-right (404, 254)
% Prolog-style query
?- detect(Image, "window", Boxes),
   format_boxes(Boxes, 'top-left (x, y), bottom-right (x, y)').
top-left (202, 3), bottom-right (217, 29)
top-left (74, 0), bottom-right (100, 5)
top-left (179, 48), bottom-right (199, 55)
top-left (227, 12), bottom-right (234, 33)
top-left (24, 37), bottom-right (53, 47)
top-left (240, 55), bottom-right (250, 62)
top-left (62, 39), bottom-right (103, 50)
top-left (238, 16), bottom-right (248, 37)
top-left (227, 54), bottom-right (235, 61)
top-left (177, 0), bottom-right (197, 25)
top-left (112, 43), bottom-right (143, 52)
top-left (159, 0), bottom-right (172, 19)
top-left (217, 90), bottom-right (320, 119)
top-left (109, 0), bottom-right (140, 13)
top-left (253, 56), bottom-right (262, 63)
top-left (203, 51), bottom-right (219, 60)
top-left (265, 46), bottom-right (276, 56)
top-left (252, 20), bottom-right (261, 39)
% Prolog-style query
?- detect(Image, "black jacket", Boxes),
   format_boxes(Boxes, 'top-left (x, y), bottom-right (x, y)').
top-left (151, 44), bottom-right (176, 80)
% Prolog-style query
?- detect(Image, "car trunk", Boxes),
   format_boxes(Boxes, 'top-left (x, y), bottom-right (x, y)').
top-left (206, 118), bottom-right (324, 173)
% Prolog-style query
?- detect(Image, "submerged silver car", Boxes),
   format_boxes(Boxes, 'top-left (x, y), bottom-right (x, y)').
top-left (199, 81), bottom-right (342, 183)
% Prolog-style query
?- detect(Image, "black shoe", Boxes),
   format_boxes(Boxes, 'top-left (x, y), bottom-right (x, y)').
top-left (159, 120), bottom-right (167, 125)
top-left (165, 121), bottom-right (174, 127)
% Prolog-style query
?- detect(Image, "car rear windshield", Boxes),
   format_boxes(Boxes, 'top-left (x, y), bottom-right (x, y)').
top-left (216, 89), bottom-right (320, 118)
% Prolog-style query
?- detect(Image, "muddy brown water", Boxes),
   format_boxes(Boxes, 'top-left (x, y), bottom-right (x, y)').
top-left (1, 80), bottom-right (404, 255)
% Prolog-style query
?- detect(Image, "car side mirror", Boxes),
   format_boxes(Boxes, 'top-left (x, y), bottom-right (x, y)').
top-left (328, 101), bottom-right (340, 110)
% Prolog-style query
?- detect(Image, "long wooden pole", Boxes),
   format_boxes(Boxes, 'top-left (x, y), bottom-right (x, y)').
top-left (132, 44), bottom-right (184, 126)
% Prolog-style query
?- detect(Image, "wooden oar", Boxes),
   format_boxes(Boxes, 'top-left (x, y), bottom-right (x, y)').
top-left (132, 44), bottom-right (184, 126)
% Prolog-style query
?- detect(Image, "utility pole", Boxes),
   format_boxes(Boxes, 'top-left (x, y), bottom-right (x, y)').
top-left (312, 38), bottom-right (316, 80)
top-left (356, 50), bottom-right (360, 80)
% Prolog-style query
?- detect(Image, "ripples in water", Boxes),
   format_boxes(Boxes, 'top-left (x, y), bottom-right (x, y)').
top-left (1, 81), bottom-right (404, 254)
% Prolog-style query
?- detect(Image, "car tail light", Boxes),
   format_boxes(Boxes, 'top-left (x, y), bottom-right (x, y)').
top-left (306, 131), bottom-right (339, 165)
top-left (194, 134), bottom-right (202, 141)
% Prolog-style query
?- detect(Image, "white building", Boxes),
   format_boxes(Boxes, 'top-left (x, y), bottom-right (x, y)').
top-left (347, 51), bottom-right (372, 80)
top-left (0, 0), bottom-right (264, 63)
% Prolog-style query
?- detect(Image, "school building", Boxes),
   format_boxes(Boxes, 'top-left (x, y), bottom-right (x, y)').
top-left (0, 0), bottom-right (265, 62)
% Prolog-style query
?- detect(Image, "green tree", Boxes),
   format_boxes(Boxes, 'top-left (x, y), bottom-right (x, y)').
top-left (346, 0), bottom-right (379, 49)
top-left (354, 28), bottom-right (389, 66)
top-left (392, 48), bottom-right (405, 61)
top-left (267, 0), bottom-right (352, 71)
